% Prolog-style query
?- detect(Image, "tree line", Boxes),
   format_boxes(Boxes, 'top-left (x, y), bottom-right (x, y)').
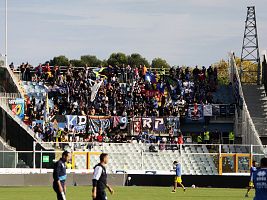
top-left (49, 53), bottom-right (170, 69)
top-left (43, 52), bottom-right (259, 84)
top-left (48, 52), bottom-right (233, 84)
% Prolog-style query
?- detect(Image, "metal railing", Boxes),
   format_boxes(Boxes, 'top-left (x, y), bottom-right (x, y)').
top-left (0, 92), bottom-right (20, 99)
top-left (0, 143), bottom-right (266, 175)
top-left (229, 52), bottom-right (263, 149)
top-left (12, 66), bottom-right (170, 82)
top-left (33, 142), bottom-right (266, 153)
top-left (262, 53), bottom-right (267, 91)
top-left (0, 136), bottom-right (15, 151)
top-left (0, 66), bottom-right (24, 97)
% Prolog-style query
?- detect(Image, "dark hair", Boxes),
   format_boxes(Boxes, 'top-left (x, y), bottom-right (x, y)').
top-left (252, 160), bottom-right (257, 164)
top-left (261, 157), bottom-right (267, 167)
top-left (62, 151), bottom-right (70, 157)
top-left (173, 161), bottom-right (178, 165)
top-left (100, 153), bottom-right (108, 162)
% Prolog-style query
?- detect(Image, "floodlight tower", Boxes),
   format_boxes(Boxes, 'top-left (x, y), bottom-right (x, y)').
top-left (4, 0), bottom-right (7, 68)
top-left (240, 6), bottom-right (261, 84)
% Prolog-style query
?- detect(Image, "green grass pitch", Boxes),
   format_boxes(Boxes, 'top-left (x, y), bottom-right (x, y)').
top-left (0, 186), bottom-right (254, 200)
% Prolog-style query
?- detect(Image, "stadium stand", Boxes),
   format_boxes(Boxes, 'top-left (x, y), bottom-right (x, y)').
top-left (212, 85), bottom-right (235, 104)
top-left (0, 52), bottom-right (265, 175)
top-left (11, 63), bottom-right (230, 145)
top-left (86, 143), bottom-right (219, 175)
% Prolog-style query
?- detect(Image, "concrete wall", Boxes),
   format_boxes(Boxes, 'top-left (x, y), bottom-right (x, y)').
top-left (0, 107), bottom-right (36, 168)
top-left (0, 173), bottom-right (250, 188)
top-left (0, 67), bottom-right (19, 93)
top-left (0, 107), bottom-right (35, 152)
top-left (128, 174), bottom-right (250, 188)
top-left (0, 174), bottom-right (126, 187)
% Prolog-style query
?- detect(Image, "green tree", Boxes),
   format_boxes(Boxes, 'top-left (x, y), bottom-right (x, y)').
top-left (127, 53), bottom-right (149, 67)
top-left (70, 59), bottom-right (85, 67)
top-left (101, 59), bottom-right (108, 67)
top-left (107, 52), bottom-right (128, 67)
top-left (151, 57), bottom-right (170, 69)
top-left (50, 55), bottom-right (70, 66)
top-left (80, 55), bottom-right (101, 67)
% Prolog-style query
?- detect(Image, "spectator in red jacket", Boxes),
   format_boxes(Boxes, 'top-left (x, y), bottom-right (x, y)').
top-left (178, 134), bottom-right (184, 145)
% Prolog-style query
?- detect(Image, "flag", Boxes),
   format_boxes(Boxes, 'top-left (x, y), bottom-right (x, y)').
top-left (9, 98), bottom-right (25, 120)
top-left (145, 72), bottom-right (156, 84)
top-left (165, 76), bottom-right (178, 90)
top-left (44, 93), bottom-right (49, 122)
top-left (157, 82), bottom-right (165, 94)
top-left (187, 104), bottom-right (204, 121)
top-left (93, 67), bottom-right (107, 78)
top-left (133, 118), bottom-right (142, 135)
top-left (113, 116), bottom-right (120, 128)
top-left (90, 80), bottom-right (103, 102)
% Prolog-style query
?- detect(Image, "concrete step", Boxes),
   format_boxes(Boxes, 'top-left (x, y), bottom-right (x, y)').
top-left (242, 84), bottom-right (267, 136)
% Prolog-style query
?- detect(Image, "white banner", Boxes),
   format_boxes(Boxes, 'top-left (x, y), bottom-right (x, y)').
top-left (203, 104), bottom-right (212, 116)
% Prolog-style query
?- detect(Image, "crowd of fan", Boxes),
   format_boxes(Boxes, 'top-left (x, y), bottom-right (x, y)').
top-left (16, 62), bottom-right (218, 143)
top-left (23, 63), bottom-right (218, 116)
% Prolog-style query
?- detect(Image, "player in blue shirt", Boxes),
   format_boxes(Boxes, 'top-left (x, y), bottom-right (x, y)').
top-left (245, 160), bottom-right (258, 197)
top-left (53, 151), bottom-right (71, 200)
top-left (253, 157), bottom-right (267, 200)
top-left (172, 161), bottom-right (185, 193)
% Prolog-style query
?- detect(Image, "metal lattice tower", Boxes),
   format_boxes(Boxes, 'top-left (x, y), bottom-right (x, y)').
top-left (240, 6), bottom-right (261, 84)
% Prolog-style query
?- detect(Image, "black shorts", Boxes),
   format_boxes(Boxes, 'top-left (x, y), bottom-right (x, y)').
top-left (94, 191), bottom-right (107, 200)
top-left (53, 182), bottom-right (65, 200)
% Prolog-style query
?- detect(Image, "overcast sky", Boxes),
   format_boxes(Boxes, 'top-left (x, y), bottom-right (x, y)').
top-left (0, 0), bottom-right (266, 66)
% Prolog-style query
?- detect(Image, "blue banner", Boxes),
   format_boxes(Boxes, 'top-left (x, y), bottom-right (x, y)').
top-left (65, 115), bottom-right (87, 131)
top-left (88, 116), bottom-right (111, 134)
top-left (186, 104), bottom-right (204, 122)
top-left (141, 117), bottom-right (180, 132)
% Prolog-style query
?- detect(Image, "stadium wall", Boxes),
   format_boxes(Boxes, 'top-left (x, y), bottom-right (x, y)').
top-left (128, 174), bottom-right (250, 188)
top-left (0, 174), bottom-right (125, 187)
top-left (0, 107), bottom-right (34, 151)
top-left (0, 67), bottom-right (20, 93)
top-left (0, 173), bottom-right (250, 188)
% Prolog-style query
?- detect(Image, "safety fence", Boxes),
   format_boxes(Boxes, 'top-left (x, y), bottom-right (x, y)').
top-left (0, 137), bottom-right (15, 152)
top-left (12, 66), bottom-right (169, 85)
top-left (1, 143), bottom-right (266, 175)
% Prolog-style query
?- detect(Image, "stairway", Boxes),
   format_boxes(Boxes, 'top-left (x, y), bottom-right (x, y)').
top-left (0, 135), bottom-right (15, 151)
top-left (0, 66), bottom-right (25, 97)
top-left (242, 85), bottom-right (267, 136)
top-left (0, 66), bottom-right (53, 150)
top-left (0, 98), bottom-right (52, 150)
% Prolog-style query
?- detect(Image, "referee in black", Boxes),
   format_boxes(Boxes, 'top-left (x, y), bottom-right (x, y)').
top-left (53, 151), bottom-right (71, 200)
top-left (92, 153), bottom-right (114, 200)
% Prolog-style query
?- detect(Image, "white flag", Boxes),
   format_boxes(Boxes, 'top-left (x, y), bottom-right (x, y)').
top-left (90, 80), bottom-right (103, 102)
